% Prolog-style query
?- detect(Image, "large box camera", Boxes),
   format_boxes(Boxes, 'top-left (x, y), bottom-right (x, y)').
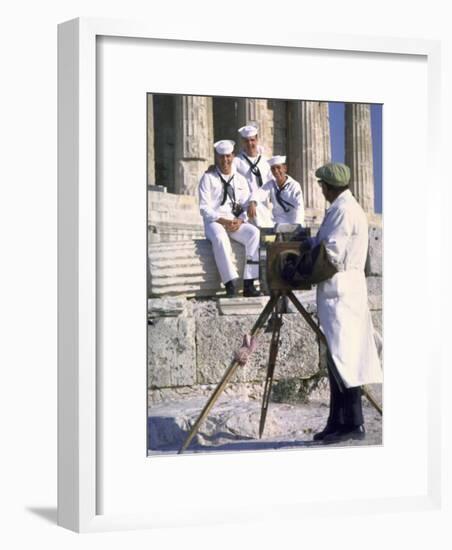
top-left (259, 225), bottom-right (312, 293)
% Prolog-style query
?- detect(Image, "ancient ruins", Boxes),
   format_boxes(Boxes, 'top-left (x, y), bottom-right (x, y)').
top-left (147, 96), bottom-right (382, 452)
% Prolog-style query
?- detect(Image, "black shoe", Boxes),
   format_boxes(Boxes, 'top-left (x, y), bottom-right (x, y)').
top-left (322, 425), bottom-right (366, 444)
top-left (224, 279), bottom-right (239, 298)
top-left (313, 421), bottom-right (339, 441)
top-left (243, 279), bottom-right (262, 297)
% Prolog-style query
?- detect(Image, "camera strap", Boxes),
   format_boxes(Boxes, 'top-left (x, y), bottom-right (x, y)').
top-left (218, 172), bottom-right (236, 207)
top-left (242, 154), bottom-right (263, 187)
top-left (274, 181), bottom-right (295, 213)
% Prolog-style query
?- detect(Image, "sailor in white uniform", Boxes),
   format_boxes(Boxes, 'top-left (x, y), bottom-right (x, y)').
top-left (198, 139), bottom-right (261, 297)
top-left (247, 155), bottom-right (305, 226)
top-left (233, 124), bottom-right (273, 228)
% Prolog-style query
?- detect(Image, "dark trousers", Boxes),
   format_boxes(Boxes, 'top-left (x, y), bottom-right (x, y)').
top-left (327, 350), bottom-right (364, 428)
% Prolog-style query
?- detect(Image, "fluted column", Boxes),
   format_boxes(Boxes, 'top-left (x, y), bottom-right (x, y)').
top-left (319, 102), bottom-right (331, 164)
top-left (147, 94), bottom-right (156, 186)
top-left (174, 96), bottom-right (214, 195)
top-left (287, 101), bottom-right (326, 210)
top-left (236, 98), bottom-right (273, 156)
top-left (345, 103), bottom-right (375, 213)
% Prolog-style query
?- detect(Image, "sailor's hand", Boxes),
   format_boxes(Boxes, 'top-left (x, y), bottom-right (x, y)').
top-left (227, 218), bottom-right (243, 232)
top-left (247, 202), bottom-right (257, 219)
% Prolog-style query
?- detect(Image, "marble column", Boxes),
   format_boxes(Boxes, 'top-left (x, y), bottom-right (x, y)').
top-left (147, 94), bottom-right (156, 186)
top-left (287, 101), bottom-right (326, 210)
top-left (319, 102), bottom-right (331, 164)
top-left (345, 103), bottom-right (375, 213)
top-left (236, 98), bottom-right (273, 156)
top-left (174, 95), bottom-right (214, 195)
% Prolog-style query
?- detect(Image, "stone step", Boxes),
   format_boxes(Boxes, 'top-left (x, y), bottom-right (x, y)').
top-left (149, 239), bottom-right (245, 297)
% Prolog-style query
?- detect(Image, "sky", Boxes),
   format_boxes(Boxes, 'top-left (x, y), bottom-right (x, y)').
top-left (328, 103), bottom-right (382, 213)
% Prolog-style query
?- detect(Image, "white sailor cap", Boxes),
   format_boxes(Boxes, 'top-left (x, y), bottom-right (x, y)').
top-left (214, 140), bottom-right (235, 155)
top-left (238, 125), bottom-right (258, 138)
top-left (268, 155), bottom-right (287, 166)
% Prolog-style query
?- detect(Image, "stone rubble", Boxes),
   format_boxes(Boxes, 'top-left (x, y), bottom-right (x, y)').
top-left (147, 397), bottom-right (383, 453)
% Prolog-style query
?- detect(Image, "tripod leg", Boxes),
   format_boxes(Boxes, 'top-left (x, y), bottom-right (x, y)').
top-left (362, 386), bottom-right (382, 415)
top-left (287, 291), bottom-right (382, 416)
top-left (178, 293), bottom-right (279, 454)
top-left (259, 311), bottom-right (283, 438)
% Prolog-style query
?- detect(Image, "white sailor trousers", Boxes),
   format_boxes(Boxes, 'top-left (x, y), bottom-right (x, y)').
top-left (204, 221), bottom-right (260, 283)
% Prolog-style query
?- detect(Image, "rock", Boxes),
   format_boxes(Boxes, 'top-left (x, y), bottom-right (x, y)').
top-left (191, 299), bottom-right (219, 318)
top-left (148, 382), bottom-right (266, 406)
top-left (196, 314), bottom-right (319, 385)
top-left (147, 396), bottom-right (382, 452)
top-left (148, 317), bottom-right (196, 388)
top-left (148, 297), bottom-right (188, 317)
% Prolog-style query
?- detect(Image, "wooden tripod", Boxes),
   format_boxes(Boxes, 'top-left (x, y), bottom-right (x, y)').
top-left (178, 290), bottom-right (382, 454)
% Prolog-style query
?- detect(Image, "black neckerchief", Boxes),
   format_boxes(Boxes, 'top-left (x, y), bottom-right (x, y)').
top-left (218, 171), bottom-right (236, 206)
top-left (274, 178), bottom-right (295, 212)
top-left (242, 153), bottom-right (263, 187)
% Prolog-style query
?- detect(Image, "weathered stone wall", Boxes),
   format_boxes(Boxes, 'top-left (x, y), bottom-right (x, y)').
top-left (148, 294), bottom-right (326, 406)
top-left (147, 220), bottom-right (382, 406)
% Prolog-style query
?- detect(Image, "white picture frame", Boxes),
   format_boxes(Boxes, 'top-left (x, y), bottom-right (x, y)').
top-left (58, 17), bottom-right (445, 533)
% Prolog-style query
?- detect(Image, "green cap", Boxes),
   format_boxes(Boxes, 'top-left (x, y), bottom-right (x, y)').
top-left (315, 163), bottom-right (351, 187)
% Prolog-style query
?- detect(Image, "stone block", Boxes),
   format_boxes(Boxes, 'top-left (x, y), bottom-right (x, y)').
top-left (191, 299), bottom-right (220, 318)
top-left (148, 317), bottom-right (196, 388)
top-left (371, 310), bottom-right (382, 336)
top-left (367, 276), bottom-right (382, 310)
top-left (196, 314), bottom-right (319, 385)
top-left (218, 296), bottom-right (268, 316)
top-left (368, 224), bottom-right (382, 276)
top-left (148, 297), bottom-right (189, 318)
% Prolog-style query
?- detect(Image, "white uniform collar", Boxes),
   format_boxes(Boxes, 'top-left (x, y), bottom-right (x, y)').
top-left (325, 188), bottom-right (352, 213)
top-left (274, 175), bottom-right (292, 188)
top-left (240, 150), bottom-right (260, 160)
top-left (215, 166), bottom-right (236, 178)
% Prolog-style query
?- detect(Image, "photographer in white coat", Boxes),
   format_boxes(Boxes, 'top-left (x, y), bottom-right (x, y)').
top-left (306, 163), bottom-right (383, 444)
top-left (246, 155), bottom-right (305, 226)
top-left (198, 139), bottom-right (261, 298)
top-left (234, 124), bottom-right (273, 228)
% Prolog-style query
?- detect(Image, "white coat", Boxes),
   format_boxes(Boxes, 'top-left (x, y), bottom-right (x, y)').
top-left (313, 189), bottom-right (382, 388)
top-left (250, 175), bottom-right (305, 225)
top-left (234, 152), bottom-right (273, 227)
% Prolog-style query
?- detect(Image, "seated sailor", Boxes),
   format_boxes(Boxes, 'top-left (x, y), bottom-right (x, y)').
top-left (233, 124), bottom-right (273, 228)
top-left (247, 155), bottom-right (305, 226)
top-left (198, 139), bottom-right (261, 298)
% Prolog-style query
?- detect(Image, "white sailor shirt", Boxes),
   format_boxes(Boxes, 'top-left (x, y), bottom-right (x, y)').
top-left (250, 175), bottom-right (305, 225)
top-left (233, 152), bottom-right (273, 194)
top-left (198, 169), bottom-right (251, 224)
